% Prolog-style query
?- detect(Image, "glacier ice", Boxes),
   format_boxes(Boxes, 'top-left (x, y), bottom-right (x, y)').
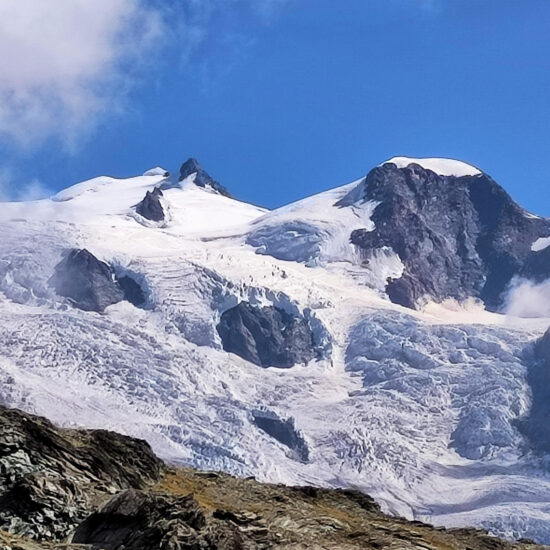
top-left (0, 168), bottom-right (550, 543)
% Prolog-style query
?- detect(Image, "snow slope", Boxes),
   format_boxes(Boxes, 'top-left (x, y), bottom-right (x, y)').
top-left (1, 165), bottom-right (550, 543)
top-left (382, 156), bottom-right (482, 177)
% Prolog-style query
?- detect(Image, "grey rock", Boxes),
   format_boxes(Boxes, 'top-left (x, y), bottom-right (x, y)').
top-left (135, 187), bottom-right (165, 222)
top-left (117, 275), bottom-right (146, 307)
top-left (345, 162), bottom-right (550, 309)
top-left (179, 158), bottom-right (232, 198)
top-left (72, 489), bottom-right (206, 549)
top-left (216, 302), bottom-right (317, 368)
top-left (50, 249), bottom-right (147, 312)
top-left (521, 245), bottom-right (550, 283)
top-left (252, 411), bottom-right (309, 462)
top-left (49, 249), bottom-right (124, 312)
top-left (0, 406), bottom-right (162, 542)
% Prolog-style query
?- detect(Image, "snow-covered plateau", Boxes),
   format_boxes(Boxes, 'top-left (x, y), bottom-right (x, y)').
top-left (1, 157), bottom-right (550, 543)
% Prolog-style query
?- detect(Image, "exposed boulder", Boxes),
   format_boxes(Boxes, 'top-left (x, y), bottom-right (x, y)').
top-left (72, 489), bottom-right (207, 549)
top-left (135, 186), bottom-right (165, 222)
top-left (216, 302), bottom-right (317, 368)
top-left (346, 161), bottom-right (550, 310)
top-left (179, 157), bottom-right (232, 198)
top-left (49, 249), bottom-right (125, 312)
top-left (252, 410), bottom-right (309, 462)
top-left (50, 249), bottom-right (147, 312)
top-left (0, 406), bottom-right (162, 542)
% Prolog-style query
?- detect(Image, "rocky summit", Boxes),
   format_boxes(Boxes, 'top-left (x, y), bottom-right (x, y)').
top-left (346, 160), bottom-right (550, 310)
top-left (179, 158), bottom-right (232, 198)
top-left (135, 186), bottom-right (165, 222)
top-left (0, 406), bottom-right (544, 550)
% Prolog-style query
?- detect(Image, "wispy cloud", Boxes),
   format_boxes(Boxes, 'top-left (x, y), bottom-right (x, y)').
top-left (0, 0), bottom-right (290, 151)
top-left (0, 0), bottom-right (164, 149)
top-left (503, 277), bottom-right (550, 318)
top-left (0, 167), bottom-right (51, 202)
top-left (163, 0), bottom-right (291, 84)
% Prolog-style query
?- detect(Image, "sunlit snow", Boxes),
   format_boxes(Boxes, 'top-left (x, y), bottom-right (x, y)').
top-left (383, 156), bottom-right (482, 177)
top-left (0, 169), bottom-right (549, 543)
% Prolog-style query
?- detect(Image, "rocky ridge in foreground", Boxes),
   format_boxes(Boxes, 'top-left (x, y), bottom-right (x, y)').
top-left (0, 406), bottom-right (544, 550)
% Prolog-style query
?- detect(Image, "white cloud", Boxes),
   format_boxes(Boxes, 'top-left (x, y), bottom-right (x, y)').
top-left (0, 0), bottom-right (164, 148)
top-left (0, 0), bottom-right (290, 150)
top-left (503, 277), bottom-right (550, 318)
top-left (166, 0), bottom-right (290, 68)
top-left (0, 167), bottom-right (50, 202)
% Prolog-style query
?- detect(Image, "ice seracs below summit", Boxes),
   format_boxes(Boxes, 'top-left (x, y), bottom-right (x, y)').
top-left (382, 157), bottom-right (482, 177)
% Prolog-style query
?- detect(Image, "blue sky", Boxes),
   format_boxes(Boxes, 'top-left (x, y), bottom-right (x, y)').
top-left (1, 0), bottom-right (549, 212)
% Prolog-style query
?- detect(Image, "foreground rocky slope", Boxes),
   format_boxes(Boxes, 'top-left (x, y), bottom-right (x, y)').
top-left (0, 406), bottom-right (544, 550)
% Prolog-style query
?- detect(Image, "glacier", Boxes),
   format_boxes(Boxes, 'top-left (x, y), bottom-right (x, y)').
top-left (1, 161), bottom-right (550, 543)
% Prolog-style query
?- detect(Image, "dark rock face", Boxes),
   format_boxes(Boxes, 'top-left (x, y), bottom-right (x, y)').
top-left (135, 186), bottom-right (164, 222)
top-left (179, 157), bottom-right (232, 198)
top-left (520, 329), bottom-right (550, 454)
top-left (521, 245), bottom-right (550, 283)
top-left (117, 275), bottom-right (146, 307)
top-left (49, 249), bottom-right (125, 312)
top-left (252, 411), bottom-right (309, 462)
top-left (50, 249), bottom-right (147, 312)
top-left (0, 406), bottom-right (162, 542)
top-left (216, 302), bottom-right (317, 368)
top-left (72, 489), bottom-right (206, 549)
top-left (0, 406), bottom-right (542, 549)
top-left (346, 162), bottom-right (550, 310)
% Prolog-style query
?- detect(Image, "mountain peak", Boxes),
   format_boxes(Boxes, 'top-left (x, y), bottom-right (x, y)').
top-left (179, 158), bottom-right (232, 198)
top-left (179, 157), bottom-right (201, 178)
top-left (382, 156), bottom-right (482, 177)
top-left (348, 161), bottom-right (550, 309)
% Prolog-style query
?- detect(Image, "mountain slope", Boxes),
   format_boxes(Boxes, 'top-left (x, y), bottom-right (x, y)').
top-left (0, 405), bottom-right (544, 549)
top-left (0, 158), bottom-right (550, 543)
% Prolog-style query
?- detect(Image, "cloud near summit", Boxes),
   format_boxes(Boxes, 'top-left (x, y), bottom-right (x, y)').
top-left (0, 0), bottom-right (290, 150)
top-left (0, 0), bottom-right (165, 148)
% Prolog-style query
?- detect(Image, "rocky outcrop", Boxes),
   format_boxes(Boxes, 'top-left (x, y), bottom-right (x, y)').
top-left (252, 410), bottom-right (309, 462)
top-left (72, 489), bottom-right (207, 549)
top-left (520, 329), bottom-right (550, 454)
top-left (179, 157), bottom-right (232, 198)
top-left (0, 406), bottom-right (162, 542)
top-left (117, 275), bottom-right (146, 307)
top-left (49, 249), bottom-right (125, 312)
top-left (135, 186), bottom-right (165, 222)
top-left (50, 249), bottom-right (146, 312)
top-left (216, 302), bottom-right (317, 368)
top-left (521, 245), bottom-right (550, 283)
top-left (345, 162), bottom-right (550, 310)
top-left (0, 406), bottom-right (544, 549)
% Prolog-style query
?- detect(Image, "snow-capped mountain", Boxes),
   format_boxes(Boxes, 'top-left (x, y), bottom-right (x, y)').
top-left (1, 156), bottom-right (550, 542)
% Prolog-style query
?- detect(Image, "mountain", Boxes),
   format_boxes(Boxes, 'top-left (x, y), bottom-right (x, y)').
top-left (1, 156), bottom-right (550, 543)
top-left (0, 405), bottom-right (544, 549)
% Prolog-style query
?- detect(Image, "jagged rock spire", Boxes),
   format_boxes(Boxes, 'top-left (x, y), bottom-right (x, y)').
top-left (179, 158), bottom-right (232, 198)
